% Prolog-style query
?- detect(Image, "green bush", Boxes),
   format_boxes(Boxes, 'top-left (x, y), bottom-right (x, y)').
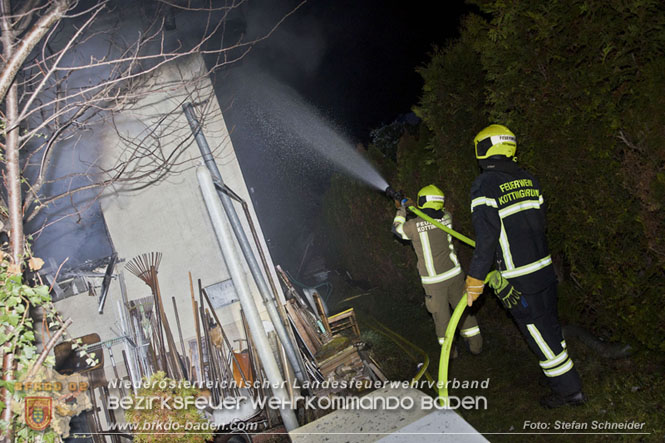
top-left (320, 0), bottom-right (665, 351)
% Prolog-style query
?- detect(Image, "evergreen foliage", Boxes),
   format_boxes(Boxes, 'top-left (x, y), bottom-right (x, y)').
top-left (321, 0), bottom-right (665, 351)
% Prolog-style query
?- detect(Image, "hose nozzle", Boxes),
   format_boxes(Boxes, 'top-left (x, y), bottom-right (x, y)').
top-left (385, 185), bottom-right (404, 202)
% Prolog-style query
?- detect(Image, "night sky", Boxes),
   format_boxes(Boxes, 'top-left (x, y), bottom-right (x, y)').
top-left (214, 0), bottom-right (472, 272)
top-left (248, 0), bottom-right (471, 141)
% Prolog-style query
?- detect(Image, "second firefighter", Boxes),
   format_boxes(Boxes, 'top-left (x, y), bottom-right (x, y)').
top-left (392, 185), bottom-right (482, 356)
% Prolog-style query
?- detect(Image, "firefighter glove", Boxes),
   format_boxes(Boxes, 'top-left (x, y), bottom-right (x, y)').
top-left (486, 270), bottom-right (522, 309)
top-left (465, 275), bottom-right (484, 306)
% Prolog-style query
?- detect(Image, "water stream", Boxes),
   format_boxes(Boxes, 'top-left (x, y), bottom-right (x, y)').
top-left (238, 73), bottom-right (389, 192)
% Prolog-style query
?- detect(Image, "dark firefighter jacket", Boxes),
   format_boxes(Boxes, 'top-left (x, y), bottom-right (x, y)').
top-left (467, 159), bottom-right (557, 293)
top-left (393, 208), bottom-right (462, 285)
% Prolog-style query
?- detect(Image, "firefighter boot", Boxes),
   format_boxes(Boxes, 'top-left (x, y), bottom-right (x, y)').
top-left (540, 391), bottom-right (587, 408)
top-left (464, 333), bottom-right (483, 355)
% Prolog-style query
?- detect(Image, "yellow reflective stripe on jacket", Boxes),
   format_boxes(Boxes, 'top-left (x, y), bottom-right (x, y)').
top-left (448, 234), bottom-right (460, 267)
top-left (419, 231), bottom-right (437, 276)
top-left (501, 255), bottom-right (552, 279)
top-left (498, 199), bottom-right (542, 219)
top-left (421, 265), bottom-right (462, 284)
top-left (471, 196), bottom-right (498, 211)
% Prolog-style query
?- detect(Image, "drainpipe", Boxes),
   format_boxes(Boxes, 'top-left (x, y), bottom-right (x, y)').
top-left (182, 103), bottom-right (307, 385)
top-left (197, 167), bottom-right (299, 431)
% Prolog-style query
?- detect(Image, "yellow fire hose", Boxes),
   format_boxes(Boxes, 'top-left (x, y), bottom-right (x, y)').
top-left (340, 203), bottom-right (476, 405)
top-left (437, 297), bottom-right (467, 406)
top-left (407, 206), bottom-right (476, 248)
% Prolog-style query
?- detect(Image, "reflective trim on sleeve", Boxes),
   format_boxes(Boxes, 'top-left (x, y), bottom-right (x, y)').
top-left (561, 340), bottom-right (567, 349)
top-left (419, 231), bottom-right (436, 276)
top-left (471, 196), bottom-right (498, 211)
top-left (394, 223), bottom-right (409, 240)
top-left (539, 195), bottom-right (544, 205)
top-left (448, 234), bottom-right (460, 267)
top-left (498, 200), bottom-right (541, 219)
top-left (526, 324), bottom-right (555, 360)
top-left (421, 265), bottom-right (462, 284)
top-left (460, 326), bottom-right (481, 338)
top-left (543, 359), bottom-right (574, 377)
top-left (498, 222), bottom-right (515, 269)
top-left (393, 216), bottom-right (406, 224)
top-left (501, 255), bottom-right (552, 278)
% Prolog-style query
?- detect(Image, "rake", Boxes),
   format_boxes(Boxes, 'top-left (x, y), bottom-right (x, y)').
top-left (125, 252), bottom-right (163, 288)
top-left (126, 252), bottom-right (184, 379)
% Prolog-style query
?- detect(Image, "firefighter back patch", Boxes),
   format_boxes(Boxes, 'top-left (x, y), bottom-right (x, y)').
top-left (25, 396), bottom-right (52, 431)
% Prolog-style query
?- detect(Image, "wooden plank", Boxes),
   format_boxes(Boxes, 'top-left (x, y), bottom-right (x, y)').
top-left (318, 347), bottom-right (358, 373)
top-left (368, 362), bottom-right (388, 382)
top-left (313, 292), bottom-right (331, 335)
top-left (286, 300), bottom-right (317, 355)
top-left (291, 302), bottom-right (323, 351)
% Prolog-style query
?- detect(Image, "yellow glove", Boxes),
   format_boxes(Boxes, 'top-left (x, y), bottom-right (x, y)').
top-left (465, 275), bottom-right (485, 307)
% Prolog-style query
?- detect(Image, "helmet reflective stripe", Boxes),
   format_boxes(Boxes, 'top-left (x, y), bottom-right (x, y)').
top-left (460, 326), bottom-right (480, 337)
top-left (421, 265), bottom-right (462, 284)
top-left (490, 134), bottom-right (516, 146)
top-left (424, 195), bottom-right (444, 202)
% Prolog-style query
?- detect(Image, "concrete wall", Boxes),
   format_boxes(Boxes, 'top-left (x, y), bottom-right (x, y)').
top-left (54, 54), bottom-right (284, 383)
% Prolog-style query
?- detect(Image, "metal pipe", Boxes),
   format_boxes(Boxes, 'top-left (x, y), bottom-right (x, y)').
top-left (189, 272), bottom-right (204, 382)
top-left (183, 102), bottom-right (307, 385)
top-left (227, 186), bottom-right (308, 387)
top-left (197, 166), bottom-right (299, 431)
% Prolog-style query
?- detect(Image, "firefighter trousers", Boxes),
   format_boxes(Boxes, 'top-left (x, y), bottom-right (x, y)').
top-left (423, 273), bottom-right (482, 352)
top-left (509, 282), bottom-right (582, 396)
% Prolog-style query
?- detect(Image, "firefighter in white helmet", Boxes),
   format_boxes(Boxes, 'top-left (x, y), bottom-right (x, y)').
top-left (393, 185), bottom-right (482, 356)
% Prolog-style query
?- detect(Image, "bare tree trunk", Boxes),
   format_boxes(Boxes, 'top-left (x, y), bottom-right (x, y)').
top-left (0, 0), bottom-right (70, 104)
top-left (3, 82), bottom-right (22, 266)
top-left (1, 2), bottom-right (19, 440)
top-left (0, 354), bottom-right (14, 443)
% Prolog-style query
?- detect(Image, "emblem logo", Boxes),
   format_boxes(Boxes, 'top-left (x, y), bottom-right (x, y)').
top-left (25, 397), bottom-right (52, 431)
